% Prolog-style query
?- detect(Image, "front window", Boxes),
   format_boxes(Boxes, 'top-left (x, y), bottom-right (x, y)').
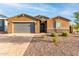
top-left (56, 21), bottom-right (61, 28)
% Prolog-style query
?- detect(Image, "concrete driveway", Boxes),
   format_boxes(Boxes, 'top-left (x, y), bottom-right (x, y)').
top-left (0, 35), bottom-right (32, 56)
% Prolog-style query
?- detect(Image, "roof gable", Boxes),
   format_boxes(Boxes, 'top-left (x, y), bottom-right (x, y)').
top-left (7, 13), bottom-right (39, 21)
top-left (52, 16), bottom-right (70, 22)
top-left (35, 15), bottom-right (49, 22)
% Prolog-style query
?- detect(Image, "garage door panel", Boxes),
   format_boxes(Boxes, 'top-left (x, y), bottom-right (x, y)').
top-left (13, 22), bottom-right (35, 33)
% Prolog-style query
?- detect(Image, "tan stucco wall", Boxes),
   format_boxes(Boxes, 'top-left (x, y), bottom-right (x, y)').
top-left (7, 16), bottom-right (40, 33)
top-left (47, 18), bottom-right (55, 30)
top-left (47, 18), bottom-right (70, 32)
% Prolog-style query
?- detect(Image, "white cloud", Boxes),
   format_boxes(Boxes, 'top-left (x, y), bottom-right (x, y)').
top-left (26, 6), bottom-right (48, 12)
top-left (58, 9), bottom-right (72, 16)
top-left (24, 4), bottom-right (57, 13)
top-left (2, 3), bottom-right (22, 9)
top-left (2, 3), bottom-right (57, 13)
top-left (2, 3), bottom-right (50, 12)
top-left (57, 6), bottom-right (79, 18)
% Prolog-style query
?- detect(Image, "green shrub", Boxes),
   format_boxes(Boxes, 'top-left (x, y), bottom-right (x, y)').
top-left (62, 32), bottom-right (69, 37)
top-left (51, 32), bottom-right (58, 37)
top-left (52, 37), bottom-right (59, 44)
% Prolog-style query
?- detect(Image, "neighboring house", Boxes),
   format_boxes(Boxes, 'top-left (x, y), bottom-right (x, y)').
top-left (0, 14), bottom-right (7, 32)
top-left (47, 16), bottom-right (70, 33)
top-left (7, 13), bottom-right (40, 33)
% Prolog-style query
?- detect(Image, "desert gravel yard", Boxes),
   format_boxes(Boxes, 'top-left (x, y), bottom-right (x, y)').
top-left (23, 34), bottom-right (79, 56)
top-left (0, 34), bottom-right (79, 56)
top-left (0, 35), bottom-right (32, 56)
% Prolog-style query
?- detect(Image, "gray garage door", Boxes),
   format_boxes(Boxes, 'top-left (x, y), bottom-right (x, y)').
top-left (13, 22), bottom-right (35, 33)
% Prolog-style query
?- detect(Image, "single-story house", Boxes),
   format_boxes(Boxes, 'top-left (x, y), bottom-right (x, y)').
top-left (0, 13), bottom-right (71, 33)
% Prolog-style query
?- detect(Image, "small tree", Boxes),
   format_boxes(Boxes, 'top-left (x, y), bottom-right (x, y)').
top-left (74, 12), bottom-right (79, 32)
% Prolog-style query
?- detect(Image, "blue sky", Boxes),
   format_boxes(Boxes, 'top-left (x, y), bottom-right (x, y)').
top-left (0, 3), bottom-right (79, 23)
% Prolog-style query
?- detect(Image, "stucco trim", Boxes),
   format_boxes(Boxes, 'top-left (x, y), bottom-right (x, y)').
top-left (12, 21), bottom-right (36, 22)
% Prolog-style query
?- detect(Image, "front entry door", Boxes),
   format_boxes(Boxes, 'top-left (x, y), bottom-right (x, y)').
top-left (40, 22), bottom-right (47, 33)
